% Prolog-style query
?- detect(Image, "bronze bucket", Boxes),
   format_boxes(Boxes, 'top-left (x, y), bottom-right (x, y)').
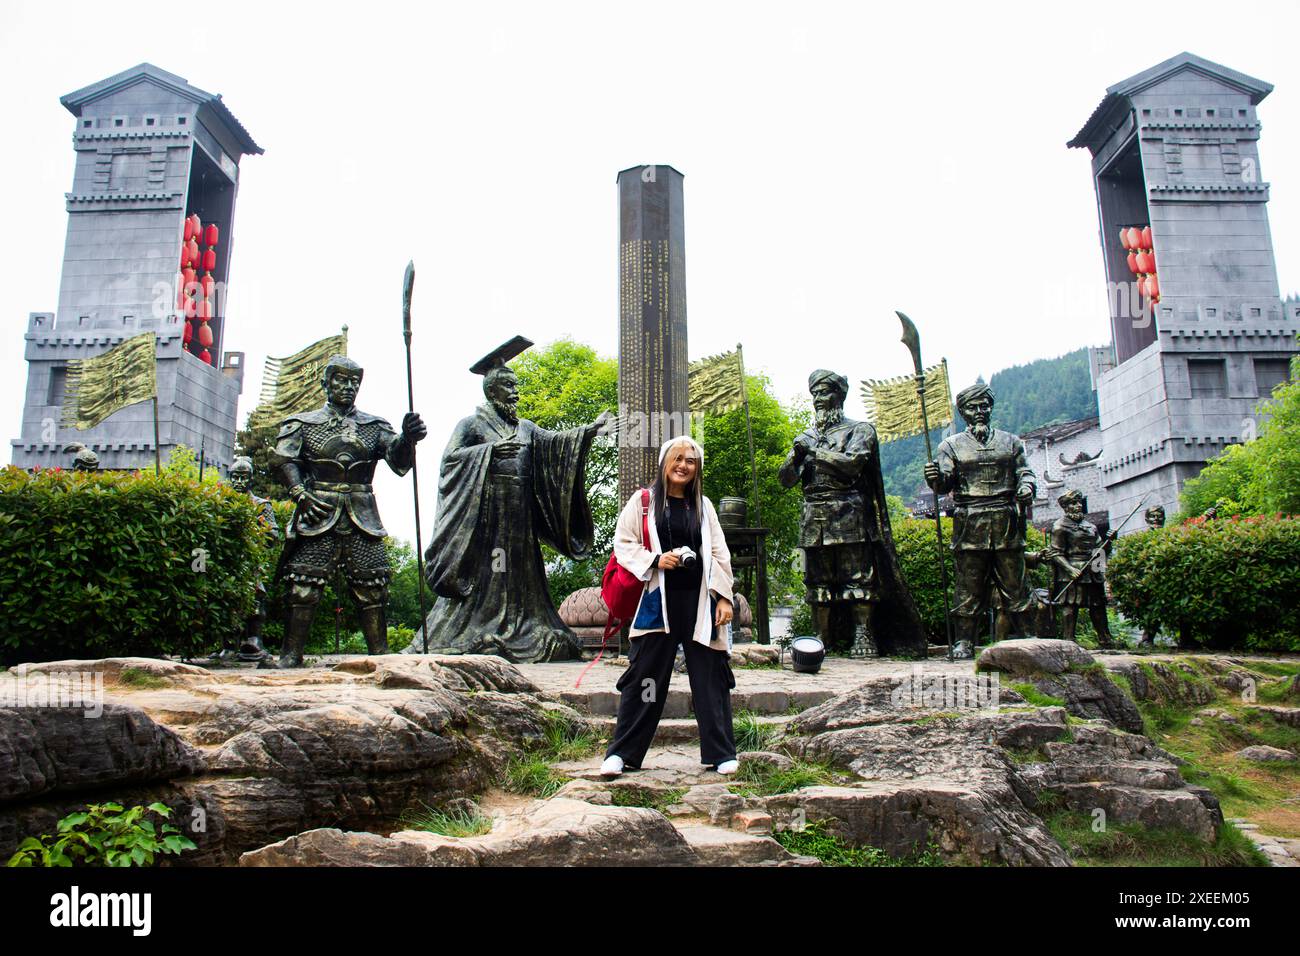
top-left (718, 496), bottom-right (748, 530)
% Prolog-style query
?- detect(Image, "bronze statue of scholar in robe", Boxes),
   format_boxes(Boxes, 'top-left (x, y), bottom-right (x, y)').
top-left (417, 337), bottom-right (615, 663)
top-left (924, 382), bottom-right (1035, 658)
top-left (779, 369), bottom-right (927, 657)
top-left (269, 355), bottom-right (426, 667)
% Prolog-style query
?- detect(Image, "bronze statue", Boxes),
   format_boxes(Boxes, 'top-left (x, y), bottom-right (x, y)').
top-left (923, 382), bottom-right (1036, 658)
top-left (1046, 490), bottom-right (1113, 647)
top-left (64, 442), bottom-right (100, 471)
top-left (268, 355), bottom-right (426, 667)
top-left (779, 369), bottom-right (927, 657)
top-left (417, 337), bottom-right (615, 663)
top-left (1144, 505), bottom-right (1166, 529)
top-left (225, 456), bottom-right (281, 662)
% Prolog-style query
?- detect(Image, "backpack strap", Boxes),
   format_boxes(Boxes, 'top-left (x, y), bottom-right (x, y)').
top-left (640, 487), bottom-right (650, 548)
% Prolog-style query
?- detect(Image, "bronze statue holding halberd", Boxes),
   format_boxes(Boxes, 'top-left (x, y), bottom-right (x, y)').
top-left (268, 355), bottom-right (426, 668)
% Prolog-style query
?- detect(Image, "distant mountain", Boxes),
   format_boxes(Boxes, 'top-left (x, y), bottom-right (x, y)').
top-left (879, 348), bottom-right (1099, 498)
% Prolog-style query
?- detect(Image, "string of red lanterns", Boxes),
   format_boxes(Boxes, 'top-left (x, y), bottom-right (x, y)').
top-left (1119, 224), bottom-right (1160, 305)
top-left (177, 213), bottom-right (219, 364)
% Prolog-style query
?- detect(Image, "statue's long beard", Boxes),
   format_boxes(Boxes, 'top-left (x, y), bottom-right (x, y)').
top-left (969, 422), bottom-right (990, 443)
top-left (492, 398), bottom-right (519, 425)
top-left (814, 406), bottom-right (844, 431)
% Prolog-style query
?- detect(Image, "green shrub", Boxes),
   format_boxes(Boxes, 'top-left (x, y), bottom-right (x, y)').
top-left (0, 467), bottom-right (274, 664)
top-left (1107, 516), bottom-right (1300, 652)
top-left (7, 802), bottom-right (195, 867)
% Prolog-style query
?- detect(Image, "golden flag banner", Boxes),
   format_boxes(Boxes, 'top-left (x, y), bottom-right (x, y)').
top-left (688, 349), bottom-right (746, 415)
top-left (249, 330), bottom-right (348, 432)
top-left (861, 359), bottom-right (954, 443)
top-left (61, 331), bottom-right (158, 430)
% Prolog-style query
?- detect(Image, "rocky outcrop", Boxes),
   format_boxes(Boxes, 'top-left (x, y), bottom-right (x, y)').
top-left (0, 655), bottom-right (564, 864)
top-left (976, 639), bottom-right (1143, 733)
top-left (240, 798), bottom-right (700, 867)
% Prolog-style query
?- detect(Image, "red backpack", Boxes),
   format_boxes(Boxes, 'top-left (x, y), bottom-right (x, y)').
top-left (600, 488), bottom-right (651, 626)
top-left (579, 489), bottom-right (650, 687)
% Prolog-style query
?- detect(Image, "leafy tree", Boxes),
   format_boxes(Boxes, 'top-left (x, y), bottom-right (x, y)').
top-left (163, 444), bottom-right (222, 486)
top-left (233, 420), bottom-right (292, 501)
top-left (1179, 356), bottom-right (1300, 519)
top-left (510, 339), bottom-right (619, 606)
top-left (697, 373), bottom-right (809, 603)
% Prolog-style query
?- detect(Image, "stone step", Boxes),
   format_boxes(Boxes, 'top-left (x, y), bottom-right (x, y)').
top-left (589, 714), bottom-right (794, 743)
top-left (674, 823), bottom-right (819, 867)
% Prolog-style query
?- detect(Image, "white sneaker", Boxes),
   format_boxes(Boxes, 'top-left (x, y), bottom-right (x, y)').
top-left (716, 759), bottom-right (739, 775)
top-left (600, 755), bottom-right (624, 777)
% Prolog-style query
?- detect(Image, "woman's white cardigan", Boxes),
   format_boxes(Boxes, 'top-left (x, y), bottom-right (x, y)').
top-left (613, 488), bottom-right (735, 651)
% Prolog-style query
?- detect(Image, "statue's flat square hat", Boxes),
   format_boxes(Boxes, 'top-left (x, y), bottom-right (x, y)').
top-left (470, 335), bottom-right (534, 375)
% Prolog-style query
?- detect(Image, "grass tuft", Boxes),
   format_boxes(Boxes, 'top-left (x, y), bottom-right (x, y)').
top-left (733, 710), bottom-right (780, 753)
top-left (774, 820), bottom-right (947, 867)
top-left (398, 802), bottom-right (493, 837)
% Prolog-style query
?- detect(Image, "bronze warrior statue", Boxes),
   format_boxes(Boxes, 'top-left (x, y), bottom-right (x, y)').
top-left (224, 456), bottom-right (281, 662)
top-left (779, 369), bottom-right (927, 657)
top-left (924, 382), bottom-right (1036, 658)
top-left (268, 355), bottom-right (426, 667)
top-left (1144, 505), bottom-right (1166, 529)
top-left (1046, 489), bottom-right (1114, 647)
top-left (416, 336), bottom-right (614, 664)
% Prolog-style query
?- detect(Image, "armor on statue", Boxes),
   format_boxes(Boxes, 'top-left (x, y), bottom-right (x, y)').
top-left (924, 382), bottom-right (1036, 658)
top-left (268, 355), bottom-right (425, 667)
top-left (1046, 489), bottom-right (1113, 647)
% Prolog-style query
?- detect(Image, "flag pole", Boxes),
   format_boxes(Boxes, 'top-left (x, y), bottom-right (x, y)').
top-left (736, 343), bottom-right (761, 527)
top-left (402, 262), bottom-right (430, 653)
top-left (897, 313), bottom-right (954, 661)
top-left (152, 396), bottom-right (161, 476)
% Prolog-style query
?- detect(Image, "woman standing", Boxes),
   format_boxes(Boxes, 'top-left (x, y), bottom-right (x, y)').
top-left (600, 436), bottom-right (739, 776)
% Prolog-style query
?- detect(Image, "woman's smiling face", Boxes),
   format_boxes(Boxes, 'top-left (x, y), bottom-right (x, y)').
top-left (663, 443), bottom-right (699, 489)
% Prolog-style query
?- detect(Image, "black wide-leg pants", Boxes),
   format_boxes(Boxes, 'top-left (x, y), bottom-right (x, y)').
top-left (605, 630), bottom-right (737, 768)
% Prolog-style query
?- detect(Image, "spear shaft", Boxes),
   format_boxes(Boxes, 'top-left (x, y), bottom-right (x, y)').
top-left (402, 261), bottom-right (430, 653)
top-left (897, 312), bottom-right (955, 661)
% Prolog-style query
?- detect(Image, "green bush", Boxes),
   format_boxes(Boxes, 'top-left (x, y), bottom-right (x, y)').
top-left (7, 802), bottom-right (196, 867)
top-left (1108, 515), bottom-right (1300, 652)
top-left (0, 467), bottom-right (274, 664)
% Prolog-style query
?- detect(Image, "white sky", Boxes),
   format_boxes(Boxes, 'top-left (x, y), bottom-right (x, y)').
top-left (2, 1), bottom-right (1297, 548)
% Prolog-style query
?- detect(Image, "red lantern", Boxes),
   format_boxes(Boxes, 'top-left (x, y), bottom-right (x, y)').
top-left (203, 248), bottom-right (216, 271)
top-left (183, 295), bottom-right (197, 319)
top-left (196, 298), bottom-right (211, 321)
top-left (183, 320), bottom-right (194, 344)
top-left (180, 248), bottom-right (192, 270)
top-left (204, 224), bottom-right (218, 246)
top-left (187, 238), bottom-right (199, 264)
top-left (1141, 225), bottom-right (1153, 250)
top-left (201, 273), bottom-right (215, 299)
top-left (1126, 252), bottom-right (1139, 274)
top-left (1134, 252), bottom-right (1152, 274)
top-left (1146, 274), bottom-right (1160, 301)
top-left (183, 218), bottom-right (195, 242)
top-left (1122, 227), bottom-right (1137, 250)
top-left (190, 213), bottom-right (201, 235)
top-left (199, 349), bottom-right (212, 365)
top-left (1119, 228), bottom-right (1131, 250)
top-left (198, 322), bottom-right (214, 347)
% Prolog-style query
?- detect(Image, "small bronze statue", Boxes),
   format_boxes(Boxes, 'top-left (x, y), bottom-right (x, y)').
top-left (1045, 490), bottom-right (1113, 647)
top-left (64, 442), bottom-right (100, 471)
top-left (924, 383), bottom-right (1036, 658)
top-left (268, 355), bottom-right (426, 667)
top-left (224, 456), bottom-right (281, 662)
top-left (1136, 504), bottom-right (1166, 645)
top-left (419, 336), bottom-right (614, 663)
top-left (778, 369), bottom-right (927, 658)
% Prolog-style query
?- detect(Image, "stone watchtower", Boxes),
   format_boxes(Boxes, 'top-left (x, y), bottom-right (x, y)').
top-left (1069, 52), bottom-right (1298, 528)
top-left (10, 63), bottom-right (262, 474)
